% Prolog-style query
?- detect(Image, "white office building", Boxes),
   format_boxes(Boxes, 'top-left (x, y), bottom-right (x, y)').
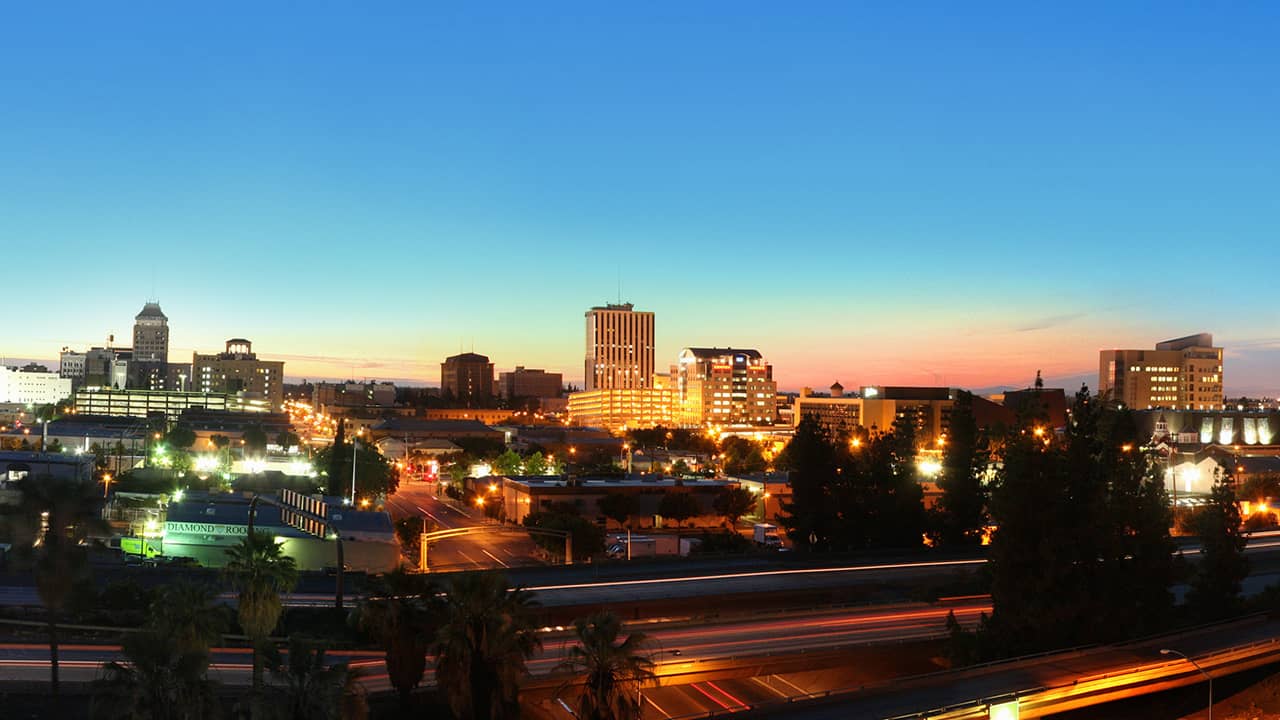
top-left (0, 367), bottom-right (73, 405)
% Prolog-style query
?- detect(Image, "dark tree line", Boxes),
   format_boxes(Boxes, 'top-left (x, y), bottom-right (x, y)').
top-left (779, 385), bottom-right (1253, 661)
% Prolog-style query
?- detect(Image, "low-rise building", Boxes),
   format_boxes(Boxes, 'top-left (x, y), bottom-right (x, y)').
top-left (497, 367), bottom-right (563, 403)
top-left (0, 366), bottom-right (72, 405)
top-left (161, 492), bottom-right (397, 571)
top-left (74, 387), bottom-right (247, 421)
top-left (567, 388), bottom-right (672, 431)
top-left (501, 475), bottom-right (734, 529)
top-left (368, 417), bottom-right (503, 443)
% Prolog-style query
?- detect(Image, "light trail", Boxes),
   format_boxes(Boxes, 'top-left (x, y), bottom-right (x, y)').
top-left (524, 558), bottom-right (985, 593)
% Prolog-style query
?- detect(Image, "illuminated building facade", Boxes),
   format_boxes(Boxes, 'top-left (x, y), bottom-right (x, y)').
top-left (1099, 333), bottom-right (1224, 410)
top-left (567, 388), bottom-right (672, 431)
top-left (192, 339), bottom-right (285, 411)
top-left (584, 303), bottom-right (655, 391)
top-left (672, 348), bottom-right (776, 426)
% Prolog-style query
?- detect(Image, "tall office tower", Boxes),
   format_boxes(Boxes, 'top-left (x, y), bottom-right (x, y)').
top-left (584, 303), bottom-right (655, 391)
top-left (129, 302), bottom-right (170, 389)
top-left (1099, 333), bottom-right (1224, 410)
top-left (132, 302), bottom-right (169, 362)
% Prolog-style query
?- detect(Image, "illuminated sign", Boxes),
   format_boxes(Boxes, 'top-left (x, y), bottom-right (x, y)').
top-left (164, 521), bottom-right (249, 537)
top-left (989, 699), bottom-right (1019, 720)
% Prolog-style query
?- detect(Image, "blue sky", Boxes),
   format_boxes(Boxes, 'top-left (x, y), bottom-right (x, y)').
top-left (4, 3), bottom-right (1279, 392)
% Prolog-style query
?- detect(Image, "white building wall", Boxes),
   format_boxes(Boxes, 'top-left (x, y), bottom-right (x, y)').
top-left (0, 367), bottom-right (73, 405)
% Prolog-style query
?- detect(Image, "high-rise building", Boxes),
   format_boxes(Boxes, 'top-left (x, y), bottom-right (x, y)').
top-left (192, 339), bottom-right (285, 411)
top-left (584, 303), bottom-right (655, 391)
top-left (129, 302), bottom-right (170, 390)
top-left (132, 302), bottom-right (169, 362)
top-left (1099, 333), bottom-right (1224, 410)
top-left (672, 348), bottom-right (776, 426)
top-left (440, 353), bottom-right (494, 406)
top-left (497, 367), bottom-right (563, 402)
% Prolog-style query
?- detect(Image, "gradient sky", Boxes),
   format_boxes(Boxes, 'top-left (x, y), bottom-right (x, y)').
top-left (4, 3), bottom-right (1279, 394)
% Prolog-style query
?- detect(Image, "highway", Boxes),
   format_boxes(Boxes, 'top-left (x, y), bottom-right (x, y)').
top-left (0, 598), bottom-right (992, 707)
top-left (382, 481), bottom-right (544, 572)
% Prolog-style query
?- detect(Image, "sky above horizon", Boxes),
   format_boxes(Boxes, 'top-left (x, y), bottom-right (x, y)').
top-left (4, 3), bottom-right (1279, 395)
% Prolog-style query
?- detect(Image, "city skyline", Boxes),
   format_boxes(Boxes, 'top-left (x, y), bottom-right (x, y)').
top-left (5, 4), bottom-right (1280, 394)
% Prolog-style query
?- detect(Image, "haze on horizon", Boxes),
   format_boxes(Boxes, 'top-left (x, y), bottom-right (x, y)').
top-left (5, 3), bottom-right (1279, 396)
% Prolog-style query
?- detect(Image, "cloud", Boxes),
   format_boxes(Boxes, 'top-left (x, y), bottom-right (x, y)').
top-left (1013, 312), bottom-right (1087, 333)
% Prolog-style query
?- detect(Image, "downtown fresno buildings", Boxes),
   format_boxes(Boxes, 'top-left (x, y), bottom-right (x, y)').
top-left (569, 303), bottom-right (778, 430)
top-left (1099, 333), bottom-right (1224, 410)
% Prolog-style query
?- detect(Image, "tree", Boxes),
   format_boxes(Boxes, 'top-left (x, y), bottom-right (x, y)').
top-left (776, 415), bottom-right (841, 550)
top-left (93, 581), bottom-right (226, 720)
top-left (356, 569), bottom-right (438, 711)
top-left (494, 450), bottom-right (524, 476)
top-left (721, 437), bottom-right (767, 476)
top-left (713, 487), bottom-right (755, 528)
top-left (671, 459), bottom-right (691, 476)
top-left (433, 573), bottom-right (542, 720)
top-left (317, 436), bottom-right (400, 500)
top-left (210, 434), bottom-right (230, 450)
top-left (148, 582), bottom-right (227, 658)
top-left (556, 611), bottom-right (656, 720)
top-left (18, 473), bottom-right (107, 696)
top-left (223, 533), bottom-right (299, 691)
top-left (166, 424), bottom-right (197, 450)
top-left (91, 629), bottom-right (221, 720)
top-left (268, 637), bottom-right (368, 720)
top-left (327, 421), bottom-right (348, 497)
top-left (658, 492), bottom-right (699, 528)
top-left (523, 451), bottom-right (549, 475)
top-left (525, 509), bottom-right (605, 562)
top-left (1188, 472), bottom-right (1249, 620)
top-left (243, 425), bottom-right (268, 456)
top-left (929, 391), bottom-right (990, 547)
top-left (985, 388), bottom-right (1177, 656)
top-left (597, 493), bottom-right (638, 529)
top-left (276, 430), bottom-right (301, 450)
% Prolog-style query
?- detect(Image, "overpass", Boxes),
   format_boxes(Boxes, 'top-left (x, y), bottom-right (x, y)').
top-left (726, 614), bottom-right (1280, 720)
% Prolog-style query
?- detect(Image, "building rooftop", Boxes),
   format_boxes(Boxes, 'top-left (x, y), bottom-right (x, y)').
top-left (681, 347), bottom-right (764, 361)
top-left (135, 302), bottom-right (167, 320)
top-left (444, 353), bottom-right (491, 363)
top-left (371, 417), bottom-right (495, 433)
top-left (503, 474), bottom-right (733, 489)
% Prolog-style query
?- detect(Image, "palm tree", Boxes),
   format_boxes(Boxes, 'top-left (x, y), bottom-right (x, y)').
top-left (556, 612), bottom-right (655, 720)
top-left (268, 637), bottom-right (368, 720)
top-left (223, 532), bottom-right (299, 691)
top-left (18, 473), bottom-right (108, 696)
top-left (91, 629), bottom-right (220, 720)
top-left (433, 572), bottom-right (541, 720)
top-left (354, 568), bottom-right (438, 711)
top-left (149, 581), bottom-right (229, 657)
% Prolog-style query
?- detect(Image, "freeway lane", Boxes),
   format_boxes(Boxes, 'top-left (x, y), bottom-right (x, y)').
top-left (0, 599), bottom-right (991, 698)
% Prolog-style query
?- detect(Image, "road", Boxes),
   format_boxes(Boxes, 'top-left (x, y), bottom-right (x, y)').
top-left (382, 480), bottom-right (544, 572)
top-left (0, 599), bottom-right (991, 703)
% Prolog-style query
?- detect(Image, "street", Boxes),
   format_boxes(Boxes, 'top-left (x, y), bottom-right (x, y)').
top-left (382, 480), bottom-right (545, 572)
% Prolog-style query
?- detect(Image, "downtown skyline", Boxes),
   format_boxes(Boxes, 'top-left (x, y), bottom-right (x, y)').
top-left (5, 3), bottom-right (1280, 394)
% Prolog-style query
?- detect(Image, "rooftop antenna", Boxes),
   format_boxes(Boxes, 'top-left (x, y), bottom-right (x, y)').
top-left (617, 265), bottom-right (623, 304)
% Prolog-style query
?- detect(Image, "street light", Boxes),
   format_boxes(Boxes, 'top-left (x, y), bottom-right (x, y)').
top-left (1160, 648), bottom-right (1212, 720)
